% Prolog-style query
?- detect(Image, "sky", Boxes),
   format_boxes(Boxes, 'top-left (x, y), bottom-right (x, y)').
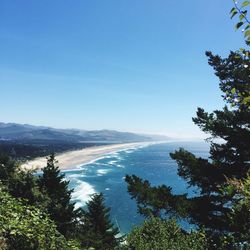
top-left (0, 1), bottom-right (246, 138)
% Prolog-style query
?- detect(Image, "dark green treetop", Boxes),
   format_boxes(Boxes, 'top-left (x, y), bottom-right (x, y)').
top-left (82, 193), bottom-right (120, 250)
top-left (38, 153), bottom-right (80, 237)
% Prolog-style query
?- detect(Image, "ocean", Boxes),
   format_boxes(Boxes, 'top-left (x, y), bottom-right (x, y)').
top-left (64, 141), bottom-right (210, 234)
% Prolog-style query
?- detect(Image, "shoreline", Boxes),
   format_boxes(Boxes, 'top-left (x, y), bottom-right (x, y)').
top-left (20, 141), bottom-right (156, 171)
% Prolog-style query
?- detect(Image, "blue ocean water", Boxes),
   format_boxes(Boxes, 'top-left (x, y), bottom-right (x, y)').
top-left (64, 141), bottom-right (210, 234)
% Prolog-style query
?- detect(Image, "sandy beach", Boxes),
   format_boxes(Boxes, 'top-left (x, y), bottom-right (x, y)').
top-left (21, 142), bottom-right (152, 171)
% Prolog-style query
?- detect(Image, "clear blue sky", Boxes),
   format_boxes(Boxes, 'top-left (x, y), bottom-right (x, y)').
top-left (0, 1), bottom-right (246, 138)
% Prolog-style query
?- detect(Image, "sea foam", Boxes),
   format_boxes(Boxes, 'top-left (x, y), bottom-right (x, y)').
top-left (71, 180), bottom-right (96, 208)
top-left (97, 169), bottom-right (112, 176)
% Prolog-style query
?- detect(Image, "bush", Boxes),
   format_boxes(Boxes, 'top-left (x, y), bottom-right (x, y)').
top-left (125, 218), bottom-right (208, 250)
top-left (0, 184), bottom-right (77, 250)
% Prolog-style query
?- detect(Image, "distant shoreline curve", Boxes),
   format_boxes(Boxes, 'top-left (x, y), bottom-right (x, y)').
top-left (20, 141), bottom-right (161, 171)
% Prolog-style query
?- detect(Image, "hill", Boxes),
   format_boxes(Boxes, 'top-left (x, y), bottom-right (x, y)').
top-left (0, 122), bottom-right (169, 160)
top-left (0, 122), bottom-right (168, 143)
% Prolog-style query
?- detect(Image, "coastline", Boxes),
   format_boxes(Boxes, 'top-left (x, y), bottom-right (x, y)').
top-left (20, 142), bottom-right (155, 171)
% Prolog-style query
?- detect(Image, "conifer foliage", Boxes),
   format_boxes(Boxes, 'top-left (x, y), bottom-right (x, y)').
top-left (39, 153), bottom-right (79, 236)
top-left (83, 193), bottom-right (119, 250)
top-left (125, 49), bottom-right (250, 248)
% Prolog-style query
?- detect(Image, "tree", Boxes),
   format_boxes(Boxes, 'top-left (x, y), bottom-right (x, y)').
top-left (38, 153), bottom-right (80, 237)
top-left (82, 193), bottom-right (119, 250)
top-left (123, 218), bottom-right (208, 250)
top-left (125, 49), bottom-right (250, 249)
top-left (222, 174), bottom-right (250, 245)
top-left (207, 49), bottom-right (250, 109)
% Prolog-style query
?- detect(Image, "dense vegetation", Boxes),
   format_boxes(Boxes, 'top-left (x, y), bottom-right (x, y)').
top-left (0, 140), bottom-right (108, 161)
top-left (0, 184), bottom-right (70, 250)
top-left (124, 218), bottom-right (208, 250)
top-left (0, 153), bottom-right (120, 249)
top-left (0, 151), bottom-right (211, 250)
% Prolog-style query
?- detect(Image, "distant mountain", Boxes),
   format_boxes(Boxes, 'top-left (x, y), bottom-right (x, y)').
top-left (0, 122), bottom-right (169, 143)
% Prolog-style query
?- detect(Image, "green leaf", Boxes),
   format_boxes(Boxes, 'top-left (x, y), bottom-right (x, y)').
top-left (231, 10), bottom-right (238, 19)
top-left (235, 22), bottom-right (244, 29)
top-left (241, 1), bottom-right (250, 7)
top-left (244, 24), bottom-right (250, 32)
top-left (230, 7), bottom-right (236, 13)
top-left (239, 14), bottom-right (245, 20)
top-left (244, 30), bottom-right (250, 37)
top-left (242, 10), bottom-right (248, 15)
top-left (243, 96), bottom-right (250, 102)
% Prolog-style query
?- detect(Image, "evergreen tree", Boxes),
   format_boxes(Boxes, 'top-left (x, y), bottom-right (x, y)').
top-left (125, 49), bottom-right (250, 248)
top-left (38, 153), bottom-right (79, 237)
top-left (82, 193), bottom-right (119, 250)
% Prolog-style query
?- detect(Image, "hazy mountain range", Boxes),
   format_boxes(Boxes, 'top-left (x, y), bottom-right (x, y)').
top-left (0, 122), bottom-right (169, 143)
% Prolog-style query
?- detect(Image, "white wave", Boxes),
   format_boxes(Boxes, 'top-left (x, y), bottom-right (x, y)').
top-left (79, 152), bottom-right (124, 168)
top-left (91, 162), bottom-right (109, 166)
top-left (123, 149), bottom-right (134, 153)
top-left (108, 160), bottom-right (118, 165)
top-left (80, 154), bottom-right (114, 167)
top-left (74, 202), bottom-right (84, 210)
top-left (61, 166), bottom-right (83, 172)
top-left (112, 143), bottom-right (154, 155)
top-left (116, 164), bottom-right (124, 168)
top-left (71, 181), bottom-right (96, 206)
top-left (67, 173), bottom-right (87, 178)
top-left (96, 169), bottom-right (112, 176)
top-left (107, 152), bottom-right (119, 157)
top-left (74, 142), bottom-right (154, 169)
top-left (105, 159), bottom-right (125, 168)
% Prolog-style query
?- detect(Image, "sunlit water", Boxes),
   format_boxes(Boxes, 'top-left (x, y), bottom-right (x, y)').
top-left (64, 141), bottom-right (210, 234)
